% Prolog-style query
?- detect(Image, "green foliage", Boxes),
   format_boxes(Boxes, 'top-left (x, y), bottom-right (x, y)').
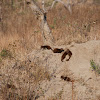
top-left (61, 16), bottom-right (66, 21)
top-left (34, 0), bottom-right (38, 2)
top-left (53, 18), bottom-right (57, 25)
top-left (50, 25), bottom-right (55, 29)
top-left (94, 0), bottom-right (100, 4)
top-left (0, 49), bottom-right (12, 58)
top-left (45, 0), bottom-right (54, 7)
top-left (90, 60), bottom-right (100, 74)
top-left (0, 56), bottom-right (2, 62)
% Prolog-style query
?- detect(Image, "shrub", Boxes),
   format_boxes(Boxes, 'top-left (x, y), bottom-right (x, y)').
top-left (0, 49), bottom-right (12, 58)
top-left (90, 60), bottom-right (100, 74)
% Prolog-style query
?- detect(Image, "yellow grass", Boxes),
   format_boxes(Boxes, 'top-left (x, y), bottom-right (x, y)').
top-left (0, 1), bottom-right (100, 53)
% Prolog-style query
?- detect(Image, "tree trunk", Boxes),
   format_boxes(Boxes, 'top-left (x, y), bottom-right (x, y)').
top-left (26, 0), bottom-right (54, 45)
top-left (26, 0), bottom-right (74, 45)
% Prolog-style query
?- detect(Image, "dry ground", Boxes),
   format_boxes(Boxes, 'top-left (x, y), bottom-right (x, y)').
top-left (1, 40), bottom-right (100, 100)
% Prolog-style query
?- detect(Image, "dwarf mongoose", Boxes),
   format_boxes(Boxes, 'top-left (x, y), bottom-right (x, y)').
top-left (41, 45), bottom-right (52, 50)
top-left (61, 49), bottom-right (72, 62)
top-left (61, 76), bottom-right (71, 82)
top-left (41, 45), bottom-right (64, 53)
top-left (53, 48), bottom-right (64, 53)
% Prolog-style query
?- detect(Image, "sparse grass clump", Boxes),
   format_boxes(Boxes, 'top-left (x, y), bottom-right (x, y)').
top-left (90, 60), bottom-right (100, 74)
top-left (0, 49), bottom-right (12, 59)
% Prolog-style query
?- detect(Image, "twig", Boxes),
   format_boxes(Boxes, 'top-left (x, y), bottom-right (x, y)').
top-left (72, 80), bottom-right (74, 100)
top-left (51, 0), bottom-right (72, 13)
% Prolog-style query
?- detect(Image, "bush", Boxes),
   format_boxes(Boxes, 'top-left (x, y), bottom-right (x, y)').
top-left (90, 60), bottom-right (100, 74)
top-left (0, 49), bottom-right (12, 58)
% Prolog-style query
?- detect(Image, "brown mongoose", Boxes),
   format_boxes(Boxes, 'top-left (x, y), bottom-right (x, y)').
top-left (61, 76), bottom-right (71, 82)
top-left (41, 45), bottom-right (52, 50)
top-left (61, 49), bottom-right (72, 62)
top-left (41, 45), bottom-right (64, 53)
top-left (53, 48), bottom-right (64, 53)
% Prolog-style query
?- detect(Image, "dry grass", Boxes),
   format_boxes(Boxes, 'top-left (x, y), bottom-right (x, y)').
top-left (0, 59), bottom-right (50, 100)
top-left (0, 1), bottom-right (100, 52)
top-left (0, 34), bottom-right (19, 50)
top-left (0, 0), bottom-right (43, 52)
top-left (48, 4), bottom-right (100, 44)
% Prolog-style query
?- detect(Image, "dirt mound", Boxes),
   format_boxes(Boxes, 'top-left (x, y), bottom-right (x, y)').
top-left (1, 40), bottom-right (100, 100)
top-left (27, 40), bottom-right (100, 100)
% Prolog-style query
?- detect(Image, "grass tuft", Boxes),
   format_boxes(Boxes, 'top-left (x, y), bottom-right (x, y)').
top-left (90, 60), bottom-right (100, 74)
top-left (0, 49), bottom-right (12, 59)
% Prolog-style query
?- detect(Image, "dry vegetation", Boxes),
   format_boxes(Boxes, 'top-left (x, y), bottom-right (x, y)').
top-left (0, 0), bottom-right (100, 52)
top-left (0, 58), bottom-right (50, 100)
top-left (0, 0), bottom-right (100, 100)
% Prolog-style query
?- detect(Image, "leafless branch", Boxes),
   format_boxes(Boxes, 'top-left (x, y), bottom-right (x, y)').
top-left (26, 0), bottom-right (43, 15)
top-left (42, 0), bottom-right (46, 13)
top-left (51, 0), bottom-right (72, 13)
top-left (26, 0), bottom-right (54, 44)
